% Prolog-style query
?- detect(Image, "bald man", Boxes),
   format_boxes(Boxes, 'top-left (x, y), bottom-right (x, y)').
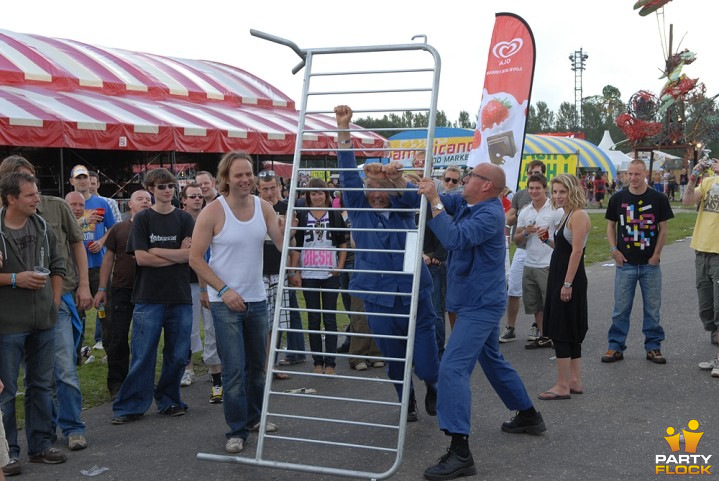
top-left (415, 163), bottom-right (546, 480)
top-left (65, 192), bottom-right (86, 221)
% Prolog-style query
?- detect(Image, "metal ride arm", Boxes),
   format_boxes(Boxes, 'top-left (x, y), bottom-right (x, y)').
top-left (198, 30), bottom-right (441, 481)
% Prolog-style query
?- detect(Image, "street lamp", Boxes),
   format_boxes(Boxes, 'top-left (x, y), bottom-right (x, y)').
top-left (569, 48), bottom-right (589, 129)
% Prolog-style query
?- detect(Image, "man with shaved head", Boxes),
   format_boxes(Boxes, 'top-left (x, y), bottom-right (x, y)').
top-left (416, 162), bottom-right (546, 480)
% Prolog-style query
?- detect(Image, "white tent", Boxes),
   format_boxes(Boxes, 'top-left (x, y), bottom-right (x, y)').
top-left (598, 130), bottom-right (633, 171)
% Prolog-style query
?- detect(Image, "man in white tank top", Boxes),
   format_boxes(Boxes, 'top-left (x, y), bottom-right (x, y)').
top-left (190, 152), bottom-right (284, 455)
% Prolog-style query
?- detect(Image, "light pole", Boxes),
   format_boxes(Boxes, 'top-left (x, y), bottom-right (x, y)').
top-left (569, 48), bottom-right (589, 130)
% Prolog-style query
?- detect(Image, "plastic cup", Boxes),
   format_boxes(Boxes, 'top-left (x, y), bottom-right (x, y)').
top-left (95, 208), bottom-right (105, 216)
top-left (33, 266), bottom-right (50, 277)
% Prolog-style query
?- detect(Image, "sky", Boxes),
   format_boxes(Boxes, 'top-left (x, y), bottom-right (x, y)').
top-left (3, 0), bottom-right (716, 126)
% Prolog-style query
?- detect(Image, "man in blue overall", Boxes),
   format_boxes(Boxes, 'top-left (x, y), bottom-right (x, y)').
top-left (334, 105), bottom-right (439, 422)
top-left (413, 161), bottom-right (547, 480)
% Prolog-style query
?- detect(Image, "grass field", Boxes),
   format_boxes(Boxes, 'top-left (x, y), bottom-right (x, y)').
top-left (15, 211), bottom-right (697, 426)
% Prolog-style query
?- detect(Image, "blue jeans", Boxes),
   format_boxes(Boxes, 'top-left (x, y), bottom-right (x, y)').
top-left (52, 299), bottom-right (85, 437)
top-left (211, 301), bottom-right (268, 440)
top-left (112, 303), bottom-right (192, 417)
top-left (428, 263), bottom-right (447, 359)
top-left (285, 291), bottom-right (306, 361)
top-left (302, 276), bottom-right (340, 367)
top-left (0, 327), bottom-right (56, 458)
top-left (608, 263), bottom-right (665, 352)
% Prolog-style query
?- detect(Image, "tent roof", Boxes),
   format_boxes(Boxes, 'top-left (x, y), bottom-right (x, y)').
top-left (524, 134), bottom-right (617, 177)
top-left (0, 29), bottom-right (385, 155)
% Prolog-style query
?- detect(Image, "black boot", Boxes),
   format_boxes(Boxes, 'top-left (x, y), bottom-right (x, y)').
top-left (424, 435), bottom-right (476, 481)
top-left (424, 382), bottom-right (437, 416)
top-left (407, 391), bottom-right (419, 422)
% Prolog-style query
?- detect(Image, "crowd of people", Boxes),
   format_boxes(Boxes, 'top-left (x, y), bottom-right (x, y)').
top-left (0, 112), bottom-right (717, 479)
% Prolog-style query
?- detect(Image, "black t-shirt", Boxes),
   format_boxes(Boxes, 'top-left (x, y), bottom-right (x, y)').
top-left (105, 219), bottom-right (135, 289)
top-left (605, 187), bottom-right (674, 264)
top-left (262, 200), bottom-right (288, 276)
top-left (127, 208), bottom-right (194, 304)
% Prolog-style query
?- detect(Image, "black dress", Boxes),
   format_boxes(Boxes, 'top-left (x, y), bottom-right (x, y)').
top-left (543, 212), bottom-right (588, 343)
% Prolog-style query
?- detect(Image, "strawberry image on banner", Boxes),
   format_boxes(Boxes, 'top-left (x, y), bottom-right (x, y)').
top-left (468, 12), bottom-right (536, 191)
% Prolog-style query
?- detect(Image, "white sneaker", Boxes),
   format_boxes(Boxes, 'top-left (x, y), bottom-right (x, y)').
top-left (93, 341), bottom-right (104, 350)
top-left (698, 353), bottom-right (719, 371)
top-left (181, 370), bottom-right (195, 387)
top-left (250, 421), bottom-right (278, 433)
top-left (528, 325), bottom-right (540, 341)
top-left (372, 361), bottom-right (385, 368)
top-left (354, 362), bottom-right (368, 371)
top-left (713, 366), bottom-right (719, 378)
top-left (225, 437), bottom-right (244, 453)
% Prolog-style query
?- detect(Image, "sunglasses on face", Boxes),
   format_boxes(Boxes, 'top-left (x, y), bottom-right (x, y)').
top-left (258, 170), bottom-right (276, 179)
top-left (465, 172), bottom-right (492, 182)
top-left (155, 183), bottom-right (176, 190)
top-left (186, 194), bottom-right (202, 199)
top-left (444, 177), bottom-right (459, 184)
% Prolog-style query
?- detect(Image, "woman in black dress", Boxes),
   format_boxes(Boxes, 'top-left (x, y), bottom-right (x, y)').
top-left (538, 174), bottom-right (591, 400)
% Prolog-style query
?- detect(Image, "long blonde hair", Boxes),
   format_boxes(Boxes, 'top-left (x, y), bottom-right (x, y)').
top-left (216, 152), bottom-right (252, 196)
top-left (550, 174), bottom-right (585, 210)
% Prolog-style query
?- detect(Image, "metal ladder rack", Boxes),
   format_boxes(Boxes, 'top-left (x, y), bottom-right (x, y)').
top-left (198, 30), bottom-right (441, 480)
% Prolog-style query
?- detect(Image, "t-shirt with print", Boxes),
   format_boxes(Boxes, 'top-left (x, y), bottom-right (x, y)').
top-left (81, 195), bottom-right (116, 269)
top-left (606, 187), bottom-right (674, 264)
top-left (263, 200), bottom-right (287, 276)
top-left (127, 208), bottom-right (194, 304)
top-left (7, 220), bottom-right (37, 271)
top-left (509, 189), bottom-right (531, 245)
top-left (299, 211), bottom-right (338, 280)
top-left (690, 176), bottom-right (719, 254)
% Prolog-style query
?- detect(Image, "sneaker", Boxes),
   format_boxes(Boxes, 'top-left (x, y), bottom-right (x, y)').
top-left (324, 366), bottom-right (337, 375)
top-left (225, 437), bottom-right (244, 454)
top-left (92, 341), bottom-right (104, 351)
top-left (528, 324), bottom-right (540, 341)
top-left (372, 361), bottom-right (385, 368)
top-left (423, 447), bottom-right (476, 481)
top-left (601, 349), bottom-right (624, 363)
top-left (712, 366), bottom-right (719, 378)
top-left (161, 405), bottom-right (187, 417)
top-left (499, 326), bottom-right (516, 343)
top-left (711, 330), bottom-right (719, 346)
top-left (68, 433), bottom-right (88, 451)
top-left (2, 458), bottom-right (21, 476)
top-left (250, 421), bottom-right (278, 433)
top-left (354, 362), bottom-right (368, 371)
top-left (698, 353), bottom-right (719, 371)
top-left (407, 392), bottom-right (419, 423)
top-left (501, 411), bottom-right (547, 435)
top-left (29, 447), bottom-right (67, 464)
top-left (180, 370), bottom-right (195, 387)
top-left (525, 336), bottom-right (552, 349)
top-left (646, 349), bottom-right (667, 364)
top-left (209, 385), bottom-right (223, 404)
top-left (111, 413), bottom-right (143, 425)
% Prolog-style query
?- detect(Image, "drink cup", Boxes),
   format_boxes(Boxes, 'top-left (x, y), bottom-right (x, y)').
top-left (537, 226), bottom-right (549, 242)
top-left (95, 208), bottom-right (105, 216)
top-left (33, 266), bottom-right (50, 277)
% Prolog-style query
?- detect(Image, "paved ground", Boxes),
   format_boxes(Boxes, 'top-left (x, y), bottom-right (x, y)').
top-left (12, 236), bottom-right (718, 481)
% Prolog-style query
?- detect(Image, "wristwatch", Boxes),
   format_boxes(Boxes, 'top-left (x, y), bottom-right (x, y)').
top-left (563, 282), bottom-right (573, 288)
top-left (432, 203), bottom-right (444, 212)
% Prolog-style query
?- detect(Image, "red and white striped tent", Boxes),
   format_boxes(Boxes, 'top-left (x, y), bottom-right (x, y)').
top-left (0, 29), bottom-right (385, 155)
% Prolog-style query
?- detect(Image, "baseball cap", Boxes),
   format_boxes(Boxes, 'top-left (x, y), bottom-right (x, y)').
top-left (70, 165), bottom-right (90, 178)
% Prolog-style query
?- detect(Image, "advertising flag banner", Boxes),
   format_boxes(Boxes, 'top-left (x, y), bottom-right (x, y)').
top-left (467, 13), bottom-right (536, 191)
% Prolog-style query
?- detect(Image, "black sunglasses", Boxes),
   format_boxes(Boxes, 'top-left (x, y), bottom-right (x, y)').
top-left (186, 194), bottom-right (203, 199)
top-left (444, 177), bottom-right (459, 184)
top-left (258, 170), bottom-right (276, 179)
top-left (465, 172), bottom-right (492, 182)
top-left (155, 183), bottom-right (176, 190)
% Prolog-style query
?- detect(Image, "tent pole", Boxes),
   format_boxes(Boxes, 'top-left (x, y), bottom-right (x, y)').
top-left (649, 150), bottom-right (655, 185)
top-left (59, 148), bottom-right (65, 197)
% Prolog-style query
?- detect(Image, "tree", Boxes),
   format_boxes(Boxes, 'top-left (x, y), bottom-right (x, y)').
top-left (555, 102), bottom-right (579, 131)
top-left (456, 110), bottom-right (475, 129)
top-left (526, 101), bottom-right (555, 133)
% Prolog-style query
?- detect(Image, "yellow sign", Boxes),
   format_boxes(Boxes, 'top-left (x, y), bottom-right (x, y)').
top-left (655, 419), bottom-right (712, 475)
top-left (389, 137), bottom-right (474, 168)
top-left (517, 154), bottom-right (578, 189)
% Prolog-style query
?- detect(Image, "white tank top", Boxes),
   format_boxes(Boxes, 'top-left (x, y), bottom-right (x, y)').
top-left (208, 196), bottom-right (266, 302)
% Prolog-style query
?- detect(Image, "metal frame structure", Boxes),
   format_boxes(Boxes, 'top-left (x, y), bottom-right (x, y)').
top-left (197, 31), bottom-right (441, 480)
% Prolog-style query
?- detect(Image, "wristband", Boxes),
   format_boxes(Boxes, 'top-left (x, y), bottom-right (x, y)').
top-left (339, 138), bottom-right (352, 145)
top-left (217, 285), bottom-right (229, 298)
top-left (98, 287), bottom-right (106, 292)
top-left (11, 273), bottom-right (16, 288)
top-left (199, 287), bottom-right (207, 293)
top-left (609, 246), bottom-right (618, 253)
top-left (543, 238), bottom-right (550, 244)
top-left (288, 272), bottom-right (297, 277)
